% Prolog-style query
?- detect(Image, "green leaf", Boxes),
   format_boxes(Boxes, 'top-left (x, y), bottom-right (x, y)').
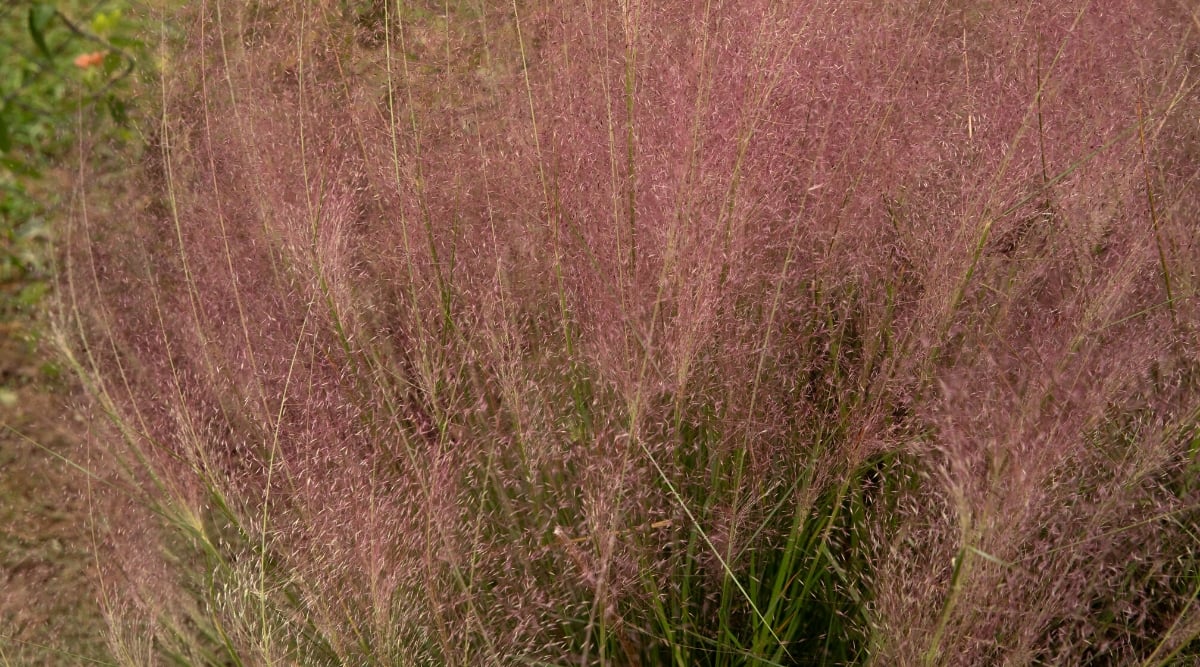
top-left (28, 4), bottom-right (58, 61)
top-left (90, 10), bottom-right (117, 36)
top-left (105, 94), bottom-right (128, 126)
top-left (102, 51), bottom-right (121, 76)
top-left (108, 36), bottom-right (146, 50)
top-left (0, 112), bottom-right (10, 152)
top-left (17, 281), bottom-right (49, 309)
top-left (0, 157), bottom-right (41, 178)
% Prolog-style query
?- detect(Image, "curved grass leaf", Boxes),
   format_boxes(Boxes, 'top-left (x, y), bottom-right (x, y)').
top-left (28, 4), bottom-right (58, 61)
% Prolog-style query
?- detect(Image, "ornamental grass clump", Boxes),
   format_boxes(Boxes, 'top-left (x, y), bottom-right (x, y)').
top-left (61, 0), bottom-right (1200, 664)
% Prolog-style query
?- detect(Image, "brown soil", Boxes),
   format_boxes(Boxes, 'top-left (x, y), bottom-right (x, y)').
top-left (0, 319), bottom-right (112, 665)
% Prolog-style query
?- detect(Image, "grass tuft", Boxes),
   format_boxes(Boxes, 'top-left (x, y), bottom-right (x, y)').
top-left (53, 0), bottom-right (1200, 664)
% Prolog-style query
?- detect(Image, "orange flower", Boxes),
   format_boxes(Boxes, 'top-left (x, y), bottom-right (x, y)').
top-left (73, 51), bottom-right (107, 69)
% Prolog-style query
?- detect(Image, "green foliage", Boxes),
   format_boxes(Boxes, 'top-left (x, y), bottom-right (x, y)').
top-left (0, 0), bottom-right (143, 317)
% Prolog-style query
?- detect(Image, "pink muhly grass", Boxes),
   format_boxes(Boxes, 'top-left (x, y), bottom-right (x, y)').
top-left (58, 0), bottom-right (1200, 664)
